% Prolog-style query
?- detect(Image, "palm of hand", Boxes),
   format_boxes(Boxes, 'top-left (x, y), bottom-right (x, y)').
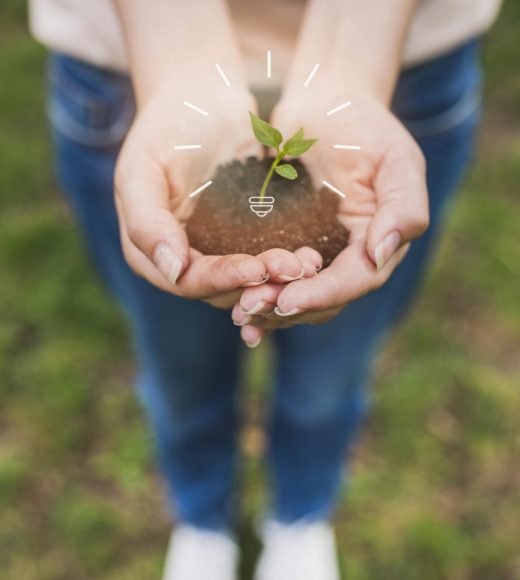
top-left (271, 88), bottom-right (427, 269)
top-left (120, 90), bottom-right (261, 224)
top-left (230, 88), bottom-right (429, 342)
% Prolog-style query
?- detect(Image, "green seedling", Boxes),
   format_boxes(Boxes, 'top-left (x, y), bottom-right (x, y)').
top-left (249, 111), bottom-right (318, 200)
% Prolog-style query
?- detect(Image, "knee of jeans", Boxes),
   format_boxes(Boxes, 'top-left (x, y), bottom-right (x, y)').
top-left (275, 374), bottom-right (369, 429)
top-left (135, 361), bottom-right (237, 437)
top-left (136, 368), bottom-right (206, 417)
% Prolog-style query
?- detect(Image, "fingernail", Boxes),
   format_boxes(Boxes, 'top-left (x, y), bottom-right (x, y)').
top-left (274, 306), bottom-right (300, 317)
top-left (153, 243), bottom-right (182, 284)
top-left (374, 231), bottom-right (401, 270)
top-left (245, 273), bottom-right (270, 287)
top-left (240, 301), bottom-right (266, 315)
top-left (278, 268), bottom-right (305, 282)
top-left (246, 338), bottom-right (262, 349)
top-left (233, 315), bottom-right (252, 327)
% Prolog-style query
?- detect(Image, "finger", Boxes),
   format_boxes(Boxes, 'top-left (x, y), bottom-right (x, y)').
top-left (119, 218), bottom-right (180, 293)
top-left (256, 248), bottom-right (305, 283)
top-left (176, 252), bottom-right (269, 300)
top-left (294, 246), bottom-right (323, 273)
top-left (240, 325), bottom-right (265, 349)
top-left (366, 143), bottom-right (429, 270)
top-left (238, 282), bottom-right (283, 315)
top-left (122, 224), bottom-right (270, 301)
top-left (256, 305), bottom-right (343, 328)
top-left (232, 302), bottom-right (252, 327)
top-left (265, 306), bottom-right (342, 326)
top-left (204, 289), bottom-right (242, 310)
top-left (242, 315), bottom-right (294, 330)
top-left (294, 253), bottom-right (317, 278)
top-left (114, 160), bottom-right (189, 286)
top-left (232, 298), bottom-right (274, 326)
top-left (275, 240), bottom-right (409, 315)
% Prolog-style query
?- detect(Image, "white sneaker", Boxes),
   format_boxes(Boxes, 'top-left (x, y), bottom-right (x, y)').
top-left (254, 520), bottom-right (341, 580)
top-left (162, 525), bottom-right (239, 580)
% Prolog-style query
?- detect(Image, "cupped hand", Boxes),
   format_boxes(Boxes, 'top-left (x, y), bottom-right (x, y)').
top-left (115, 83), bottom-right (275, 308)
top-left (232, 81), bottom-right (429, 343)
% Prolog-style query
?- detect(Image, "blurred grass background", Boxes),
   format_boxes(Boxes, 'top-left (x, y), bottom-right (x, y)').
top-left (0, 1), bottom-right (519, 579)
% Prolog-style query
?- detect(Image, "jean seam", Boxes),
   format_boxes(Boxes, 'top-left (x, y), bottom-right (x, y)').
top-left (401, 85), bottom-right (482, 138)
top-left (47, 55), bottom-right (135, 148)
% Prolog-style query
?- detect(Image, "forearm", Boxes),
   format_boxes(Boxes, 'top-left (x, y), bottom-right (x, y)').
top-left (286, 0), bottom-right (418, 104)
top-left (113, 0), bottom-right (248, 105)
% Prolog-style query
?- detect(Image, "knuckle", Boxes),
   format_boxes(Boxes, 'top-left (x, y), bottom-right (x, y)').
top-left (120, 243), bottom-right (142, 278)
top-left (208, 256), bottom-right (241, 289)
top-left (266, 249), bottom-right (292, 271)
top-left (366, 277), bottom-right (383, 295)
top-left (225, 254), bottom-right (264, 285)
top-left (375, 267), bottom-right (394, 289)
top-left (303, 247), bottom-right (323, 264)
top-left (125, 219), bottom-right (150, 250)
top-left (410, 209), bottom-right (430, 236)
top-left (126, 215), bottom-right (168, 256)
top-left (218, 254), bottom-right (243, 280)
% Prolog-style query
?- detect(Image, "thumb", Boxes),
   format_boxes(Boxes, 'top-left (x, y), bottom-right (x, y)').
top-left (366, 147), bottom-right (429, 270)
top-left (115, 160), bottom-right (190, 287)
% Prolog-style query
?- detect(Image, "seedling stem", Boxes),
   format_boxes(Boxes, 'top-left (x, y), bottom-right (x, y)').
top-left (249, 112), bottom-right (318, 201)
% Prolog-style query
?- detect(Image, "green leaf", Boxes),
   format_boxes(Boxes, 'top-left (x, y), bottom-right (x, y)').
top-left (249, 111), bottom-right (283, 149)
top-left (284, 128), bottom-right (304, 151)
top-left (284, 137), bottom-right (318, 157)
top-left (275, 163), bottom-right (298, 180)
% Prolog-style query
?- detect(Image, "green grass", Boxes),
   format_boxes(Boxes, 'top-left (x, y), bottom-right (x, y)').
top-left (1, 2), bottom-right (519, 579)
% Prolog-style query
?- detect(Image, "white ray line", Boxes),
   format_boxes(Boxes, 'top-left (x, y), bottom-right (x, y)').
top-left (304, 62), bottom-right (320, 87)
top-left (326, 101), bottom-right (352, 116)
top-left (267, 50), bottom-right (272, 79)
top-left (174, 145), bottom-right (202, 150)
top-left (215, 63), bottom-right (231, 87)
top-left (322, 180), bottom-right (346, 198)
top-left (334, 144), bottom-right (362, 151)
top-left (189, 180), bottom-right (213, 198)
top-left (183, 101), bottom-right (209, 116)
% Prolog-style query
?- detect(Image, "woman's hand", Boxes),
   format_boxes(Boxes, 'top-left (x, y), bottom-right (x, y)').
top-left (113, 0), bottom-right (276, 308)
top-left (231, 82), bottom-right (429, 343)
top-left (115, 83), bottom-right (273, 308)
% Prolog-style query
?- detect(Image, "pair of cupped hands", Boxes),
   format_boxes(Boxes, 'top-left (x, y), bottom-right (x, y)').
top-left (114, 72), bottom-right (429, 347)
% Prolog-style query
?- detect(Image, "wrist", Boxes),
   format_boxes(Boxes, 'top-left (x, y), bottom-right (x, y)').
top-left (328, 58), bottom-right (399, 106)
top-left (280, 71), bottom-right (393, 117)
top-left (135, 76), bottom-right (255, 116)
top-left (280, 0), bottom-right (413, 109)
top-left (114, 0), bottom-right (251, 107)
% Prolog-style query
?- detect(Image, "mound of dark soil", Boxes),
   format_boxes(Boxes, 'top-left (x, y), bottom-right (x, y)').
top-left (186, 157), bottom-right (349, 267)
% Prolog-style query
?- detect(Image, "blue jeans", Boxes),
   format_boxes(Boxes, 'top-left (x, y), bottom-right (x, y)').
top-left (47, 40), bottom-right (482, 531)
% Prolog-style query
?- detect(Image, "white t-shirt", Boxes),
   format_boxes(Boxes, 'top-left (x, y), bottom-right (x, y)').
top-left (29, 0), bottom-right (501, 89)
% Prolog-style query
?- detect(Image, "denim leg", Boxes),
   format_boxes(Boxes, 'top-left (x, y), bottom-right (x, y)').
top-left (48, 54), bottom-right (243, 530)
top-left (268, 40), bottom-right (483, 523)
